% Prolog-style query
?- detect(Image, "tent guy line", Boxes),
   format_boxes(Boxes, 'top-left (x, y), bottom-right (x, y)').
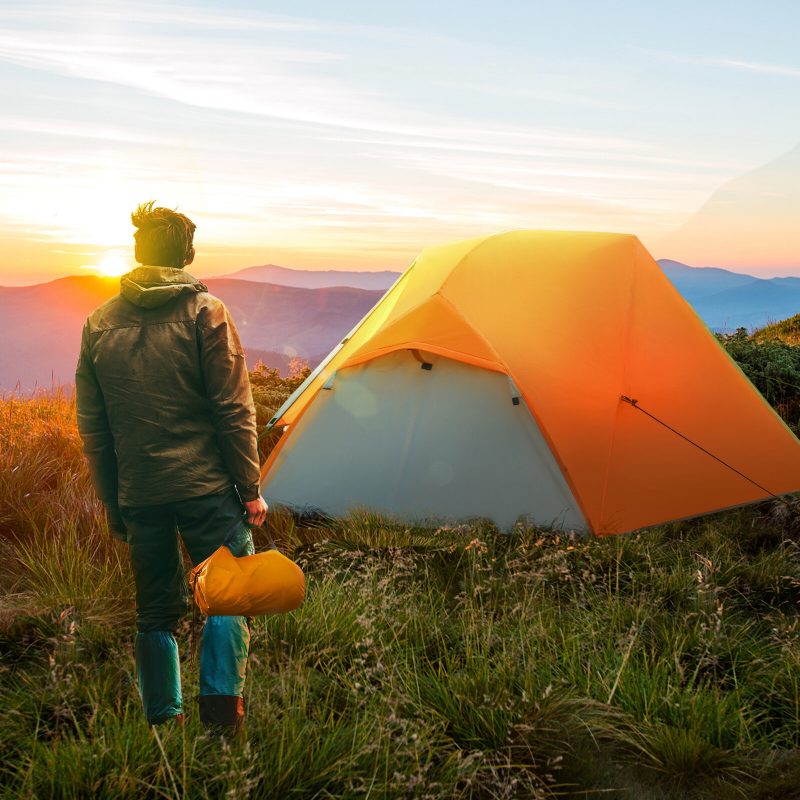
top-left (619, 395), bottom-right (780, 502)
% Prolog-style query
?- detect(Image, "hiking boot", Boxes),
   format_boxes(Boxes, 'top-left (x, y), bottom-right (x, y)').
top-left (199, 695), bottom-right (245, 736)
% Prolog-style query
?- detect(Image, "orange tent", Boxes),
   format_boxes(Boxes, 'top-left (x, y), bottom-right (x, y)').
top-left (260, 231), bottom-right (800, 535)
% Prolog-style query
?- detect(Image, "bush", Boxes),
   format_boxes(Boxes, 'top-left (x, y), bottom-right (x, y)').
top-left (249, 358), bottom-right (311, 460)
top-left (720, 328), bottom-right (800, 433)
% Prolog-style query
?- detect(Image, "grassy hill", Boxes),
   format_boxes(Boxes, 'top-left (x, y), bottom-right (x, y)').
top-left (1, 342), bottom-right (799, 798)
top-left (754, 313), bottom-right (800, 346)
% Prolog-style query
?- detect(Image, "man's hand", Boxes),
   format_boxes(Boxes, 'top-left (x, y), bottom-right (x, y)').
top-left (105, 502), bottom-right (128, 542)
top-left (243, 496), bottom-right (268, 527)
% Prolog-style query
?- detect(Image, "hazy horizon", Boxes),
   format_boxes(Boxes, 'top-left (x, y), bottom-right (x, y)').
top-left (3, 251), bottom-right (800, 290)
top-left (0, 256), bottom-right (403, 288)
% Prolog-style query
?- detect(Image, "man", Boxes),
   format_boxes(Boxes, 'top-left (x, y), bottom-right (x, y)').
top-left (76, 201), bottom-right (268, 732)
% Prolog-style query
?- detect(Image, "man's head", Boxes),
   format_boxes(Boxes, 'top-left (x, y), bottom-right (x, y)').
top-left (131, 201), bottom-right (196, 268)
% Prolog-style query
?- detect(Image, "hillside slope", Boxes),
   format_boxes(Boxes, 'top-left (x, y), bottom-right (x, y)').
top-left (754, 313), bottom-right (800, 345)
top-left (0, 276), bottom-right (381, 391)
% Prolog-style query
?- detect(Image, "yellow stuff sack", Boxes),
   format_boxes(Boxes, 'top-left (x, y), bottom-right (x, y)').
top-left (191, 545), bottom-right (306, 617)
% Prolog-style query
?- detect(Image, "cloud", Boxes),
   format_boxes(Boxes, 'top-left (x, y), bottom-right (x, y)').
top-left (640, 47), bottom-right (800, 80)
top-left (0, 116), bottom-right (172, 146)
top-left (711, 58), bottom-right (800, 79)
top-left (0, 2), bottom-right (643, 146)
top-left (0, 2), bottom-right (330, 35)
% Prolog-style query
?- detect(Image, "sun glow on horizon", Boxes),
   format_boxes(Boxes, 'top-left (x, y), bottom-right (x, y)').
top-left (86, 250), bottom-right (133, 278)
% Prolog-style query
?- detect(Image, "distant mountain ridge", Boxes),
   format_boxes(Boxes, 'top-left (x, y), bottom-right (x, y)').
top-left (1, 260), bottom-right (798, 392)
top-left (215, 258), bottom-right (800, 332)
top-left (657, 259), bottom-right (800, 331)
top-left (0, 274), bottom-right (382, 392)
top-left (207, 264), bottom-right (400, 291)
top-left (657, 260), bottom-right (757, 297)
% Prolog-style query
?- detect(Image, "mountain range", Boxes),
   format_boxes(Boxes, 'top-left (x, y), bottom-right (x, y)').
top-left (657, 260), bottom-right (800, 331)
top-left (1, 259), bottom-right (798, 392)
top-left (207, 264), bottom-right (400, 291)
top-left (215, 260), bottom-right (800, 331)
top-left (0, 275), bottom-right (382, 392)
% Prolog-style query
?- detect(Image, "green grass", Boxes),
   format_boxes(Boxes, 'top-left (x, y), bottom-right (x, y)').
top-left (2, 391), bottom-right (800, 798)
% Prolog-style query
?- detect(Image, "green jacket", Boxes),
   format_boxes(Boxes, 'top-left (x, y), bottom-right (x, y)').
top-left (76, 266), bottom-right (261, 532)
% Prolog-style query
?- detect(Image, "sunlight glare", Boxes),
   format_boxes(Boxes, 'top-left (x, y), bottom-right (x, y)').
top-left (94, 250), bottom-right (132, 277)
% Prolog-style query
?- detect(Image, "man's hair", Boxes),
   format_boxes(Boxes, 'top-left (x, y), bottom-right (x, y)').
top-left (131, 201), bottom-right (196, 268)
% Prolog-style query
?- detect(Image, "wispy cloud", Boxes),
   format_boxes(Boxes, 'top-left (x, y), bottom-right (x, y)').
top-left (641, 47), bottom-right (800, 79)
top-left (0, 1), bottom-right (655, 152)
top-left (711, 58), bottom-right (800, 78)
top-left (0, 3), bottom-right (331, 34)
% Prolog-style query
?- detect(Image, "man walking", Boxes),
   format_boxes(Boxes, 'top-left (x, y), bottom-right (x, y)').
top-left (76, 201), bottom-right (268, 732)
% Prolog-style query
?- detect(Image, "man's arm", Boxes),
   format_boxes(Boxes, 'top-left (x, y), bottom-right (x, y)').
top-left (75, 322), bottom-right (126, 538)
top-left (197, 301), bottom-right (262, 506)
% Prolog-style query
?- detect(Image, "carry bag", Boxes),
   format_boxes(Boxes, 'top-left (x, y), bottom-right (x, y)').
top-left (190, 515), bottom-right (306, 617)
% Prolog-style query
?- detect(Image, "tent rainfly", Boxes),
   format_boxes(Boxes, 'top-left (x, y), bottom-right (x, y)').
top-left (259, 231), bottom-right (800, 535)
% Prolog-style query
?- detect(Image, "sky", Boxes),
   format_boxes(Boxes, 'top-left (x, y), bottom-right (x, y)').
top-left (1, 0), bottom-right (799, 285)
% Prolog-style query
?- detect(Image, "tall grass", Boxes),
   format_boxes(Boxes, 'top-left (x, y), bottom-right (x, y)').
top-left (1, 388), bottom-right (799, 798)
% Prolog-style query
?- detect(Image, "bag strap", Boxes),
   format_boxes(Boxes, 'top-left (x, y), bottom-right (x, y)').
top-left (222, 513), bottom-right (248, 548)
top-left (220, 510), bottom-right (278, 551)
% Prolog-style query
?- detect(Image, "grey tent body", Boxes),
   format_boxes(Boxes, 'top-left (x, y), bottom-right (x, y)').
top-left (262, 350), bottom-right (587, 531)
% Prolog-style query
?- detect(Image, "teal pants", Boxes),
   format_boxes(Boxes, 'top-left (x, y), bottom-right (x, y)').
top-left (120, 487), bottom-right (254, 724)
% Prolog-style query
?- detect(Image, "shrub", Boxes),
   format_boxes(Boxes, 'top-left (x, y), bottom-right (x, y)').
top-left (720, 328), bottom-right (800, 433)
top-left (249, 358), bottom-right (311, 460)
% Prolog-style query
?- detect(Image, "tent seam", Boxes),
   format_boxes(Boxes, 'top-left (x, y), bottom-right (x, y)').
top-left (438, 231), bottom-right (510, 297)
top-left (342, 342), bottom-right (506, 373)
top-left (435, 292), bottom-right (594, 533)
top-left (596, 239), bottom-right (639, 532)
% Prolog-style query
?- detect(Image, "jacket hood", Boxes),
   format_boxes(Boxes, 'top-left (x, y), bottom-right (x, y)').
top-left (120, 266), bottom-right (208, 309)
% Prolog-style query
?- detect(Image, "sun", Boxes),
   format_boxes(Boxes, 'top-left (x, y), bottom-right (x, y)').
top-left (94, 250), bottom-right (132, 277)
